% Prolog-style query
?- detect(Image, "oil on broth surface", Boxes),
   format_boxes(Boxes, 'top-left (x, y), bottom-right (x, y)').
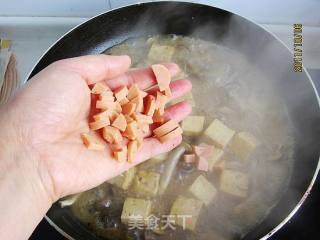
top-left (69, 35), bottom-right (294, 240)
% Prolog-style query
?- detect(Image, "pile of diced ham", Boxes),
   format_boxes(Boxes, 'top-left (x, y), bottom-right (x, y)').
top-left (81, 64), bottom-right (182, 162)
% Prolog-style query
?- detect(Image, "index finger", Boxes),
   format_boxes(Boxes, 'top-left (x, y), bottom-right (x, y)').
top-left (51, 54), bottom-right (131, 85)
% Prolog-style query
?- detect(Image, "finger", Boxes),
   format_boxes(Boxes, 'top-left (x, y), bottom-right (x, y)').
top-left (96, 136), bottom-right (182, 179)
top-left (148, 79), bottom-right (192, 100)
top-left (63, 134), bottom-right (181, 196)
top-left (51, 54), bottom-right (131, 85)
top-left (163, 102), bottom-right (192, 122)
top-left (96, 104), bottom-right (190, 168)
top-left (106, 63), bottom-right (180, 90)
top-left (143, 102), bottom-right (192, 137)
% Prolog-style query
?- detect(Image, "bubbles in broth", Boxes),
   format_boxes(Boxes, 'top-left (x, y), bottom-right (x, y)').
top-left (68, 35), bottom-right (294, 240)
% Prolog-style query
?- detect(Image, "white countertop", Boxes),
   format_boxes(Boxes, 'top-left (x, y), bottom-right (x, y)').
top-left (0, 16), bottom-right (319, 82)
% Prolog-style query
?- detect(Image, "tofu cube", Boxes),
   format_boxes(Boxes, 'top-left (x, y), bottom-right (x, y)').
top-left (121, 198), bottom-right (152, 225)
top-left (122, 167), bottom-right (136, 190)
top-left (169, 91), bottom-right (195, 107)
top-left (189, 175), bottom-right (217, 206)
top-left (220, 170), bottom-right (249, 198)
top-left (170, 195), bottom-right (203, 231)
top-left (230, 132), bottom-right (260, 161)
top-left (204, 119), bottom-right (235, 148)
top-left (108, 167), bottom-right (136, 190)
top-left (132, 171), bottom-right (161, 197)
top-left (181, 116), bottom-right (205, 136)
top-left (207, 146), bottom-right (224, 171)
top-left (148, 43), bottom-right (175, 62)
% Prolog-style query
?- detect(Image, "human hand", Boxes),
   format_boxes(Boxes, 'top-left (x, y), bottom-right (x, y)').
top-left (0, 55), bottom-right (192, 204)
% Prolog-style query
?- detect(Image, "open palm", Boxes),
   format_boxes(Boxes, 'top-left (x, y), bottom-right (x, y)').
top-left (5, 55), bottom-right (192, 201)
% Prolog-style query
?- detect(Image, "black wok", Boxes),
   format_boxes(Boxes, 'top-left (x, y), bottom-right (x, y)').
top-left (28, 1), bottom-right (320, 240)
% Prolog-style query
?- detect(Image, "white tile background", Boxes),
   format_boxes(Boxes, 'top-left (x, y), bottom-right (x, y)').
top-left (0, 0), bottom-right (319, 81)
top-left (0, 0), bottom-right (110, 17)
top-left (0, 0), bottom-right (319, 25)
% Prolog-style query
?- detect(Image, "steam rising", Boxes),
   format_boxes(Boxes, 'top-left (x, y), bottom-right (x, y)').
top-left (102, 2), bottom-right (319, 239)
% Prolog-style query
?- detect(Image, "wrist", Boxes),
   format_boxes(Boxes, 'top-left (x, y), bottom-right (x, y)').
top-left (0, 106), bottom-right (54, 202)
top-left (0, 141), bottom-right (54, 205)
top-left (0, 113), bottom-right (53, 239)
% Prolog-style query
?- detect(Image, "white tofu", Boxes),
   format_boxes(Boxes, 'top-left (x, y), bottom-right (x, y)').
top-left (204, 119), bottom-right (235, 148)
top-left (230, 132), bottom-right (260, 161)
top-left (148, 43), bottom-right (175, 62)
top-left (207, 146), bottom-right (224, 171)
top-left (170, 195), bottom-right (203, 231)
top-left (108, 167), bottom-right (136, 190)
top-left (220, 170), bottom-right (249, 198)
top-left (181, 115), bottom-right (205, 136)
top-left (189, 175), bottom-right (217, 206)
top-left (132, 171), bottom-right (161, 197)
top-left (122, 168), bottom-right (136, 190)
top-left (169, 91), bottom-right (195, 107)
top-left (121, 198), bottom-right (152, 225)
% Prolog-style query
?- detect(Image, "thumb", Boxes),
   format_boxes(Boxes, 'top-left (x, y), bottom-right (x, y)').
top-left (52, 54), bottom-right (131, 85)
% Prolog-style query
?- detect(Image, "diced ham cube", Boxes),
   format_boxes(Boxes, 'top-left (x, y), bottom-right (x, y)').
top-left (93, 111), bottom-right (108, 122)
top-left (99, 94), bottom-right (115, 102)
top-left (164, 88), bottom-right (172, 98)
top-left (124, 121), bottom-right (139, 140)
top-left (144, 95), bottom-right (156, 116)
top-left (114, 86), bottom-right (128, 101)
top-left (119, 97), bottom-right (129, 106)
top-left (96, 99), bottom-right (116, 110)
top-left (112, 114), bottom-right (127, 132)
top-left (151, 64), bottom-right (171, 91)
top-left (89, 117), bottom-right (110, 130)
top-left (137, 121), bottom-right (149, 134)
top-left (122, 102), bottom-right (136, 115)
top-left (153, 119), bottom-right (179, 138)
top-left (127, 84), bottom-right (146, 100)
top-left (153, 109), bottom-right (164, 123)
top-left (155, 91), bottom-right (168, 114)
top-left (128, 140), bottom-right (138, 163)
top-left (159, 126), bottom-right (183, 143)
top-left (81, 133), bottom-right (105, 151)
top-left (108, 110), bottom-right (119, 122)
top-left (193, 145), bottom-right (213, 158)
top-left (184, 154), bottom-right (196, 163)
top-left (132, 113), bottom-right (153, 124)
top-left (103, 126), bottom-right (123, 144)
top-left (131, 96), bottom-right (144, 113)
top-left (114, 146), bottom-right (127, 162)
top-left (91, 82), bottom-right (110, 94)
top-left (124, 115), bottom-right (134, 123)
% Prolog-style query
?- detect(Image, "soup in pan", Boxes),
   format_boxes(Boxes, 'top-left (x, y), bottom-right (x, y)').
top-left (61, 35), bottom-right (294, 240)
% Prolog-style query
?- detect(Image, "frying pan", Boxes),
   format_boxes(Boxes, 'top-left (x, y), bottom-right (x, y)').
top-left (28, 1), bottom-right (320, 240)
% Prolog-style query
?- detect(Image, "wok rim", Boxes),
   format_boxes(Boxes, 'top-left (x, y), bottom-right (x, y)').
top-left (25, 1), bottom-right (320, 239)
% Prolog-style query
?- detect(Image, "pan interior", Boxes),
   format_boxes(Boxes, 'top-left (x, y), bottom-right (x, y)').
top-left (68, 34), bottom-right (295, 240)
top-left (29, 2), bottom-right (320, 240)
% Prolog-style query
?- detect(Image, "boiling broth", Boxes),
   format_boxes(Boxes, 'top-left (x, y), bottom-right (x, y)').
top-left (69, 35), bottom-right (294, 240)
